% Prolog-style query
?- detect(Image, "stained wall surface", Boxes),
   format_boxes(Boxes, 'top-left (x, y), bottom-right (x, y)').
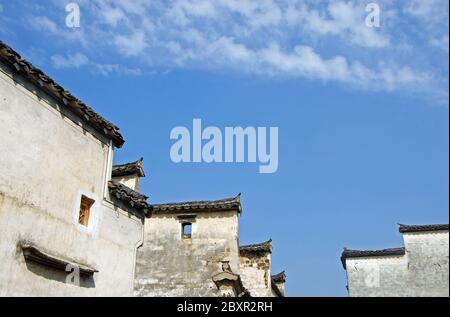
top-left (0, 64), bottom-right (143, 296)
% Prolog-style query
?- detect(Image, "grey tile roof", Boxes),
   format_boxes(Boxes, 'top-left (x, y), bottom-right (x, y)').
top-left (399, 224), bottom-right (449, 233)
top-left (272, 271), bottom-right (286, 283)
top-left (341, 247), bottom-right (406, 269)
top-left (112, 157), bottom-right (145, 178)
top-left (108, 181), bottom-right (150, 215)
top-left (0, 41), bottom-right (125, 148)
top-left (239, 239), bottom-right (272, 254)
top-left (150, 194), bottom-right (242, 214)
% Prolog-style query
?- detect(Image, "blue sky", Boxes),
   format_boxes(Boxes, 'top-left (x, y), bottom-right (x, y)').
top-left (0, 1), bottom-right (448, 296)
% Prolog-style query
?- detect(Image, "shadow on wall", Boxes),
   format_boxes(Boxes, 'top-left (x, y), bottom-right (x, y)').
top-left (24, 260), bottom-right (96, 289)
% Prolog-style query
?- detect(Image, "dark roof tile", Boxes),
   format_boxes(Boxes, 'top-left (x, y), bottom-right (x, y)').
top-left (341, 247), bottom-right (405, 269)
top-left (0, 41), bottom-right (125, 147)
top-left (239, 239), bottom-right (272, 254)
top-left (112, 157), bottom-right (145, 178)
top-left (108, 180), bottom-right (150, 215)
top-left (272, 271), bottom-right (286, 283)
top-left (151, 194), bottom-right (242, 214)
top-left (399, 224), bottom-right (449, 233)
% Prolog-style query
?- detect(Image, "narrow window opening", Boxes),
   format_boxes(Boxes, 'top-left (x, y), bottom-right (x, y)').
top-left (182, 223), bottom-right (192, 239)
top-left (79, 196), bottom-right (94, 227)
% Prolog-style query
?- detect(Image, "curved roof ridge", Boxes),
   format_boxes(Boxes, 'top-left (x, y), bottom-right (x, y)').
top-left (112, 157), bottom-right (145, 177)
top-left (150, 194), bottom-right (242, 214)
top-left (239, 239), bottom-right (273, 254)
top-left (341, 247), bottom-right (406, 269)
top-left (398, 223), bottom-right (449, 233)
top-left (272, 271), bottom-right (286, 283)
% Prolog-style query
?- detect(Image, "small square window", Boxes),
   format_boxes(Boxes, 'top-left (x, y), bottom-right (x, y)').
top-left (182, 223), bottom-right (192, 239)
top-left (79, 196), bottom-right (94, 227)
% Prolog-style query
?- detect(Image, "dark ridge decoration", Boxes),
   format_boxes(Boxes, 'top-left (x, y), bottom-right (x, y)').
top-left (239, 239), bottom-right (273, 254)
top-left (341, 247), bottom-right (406, 269)
top-left (399, 224), bottom-right (449, 233)
top-left (151, 194), bottom-right (242, 214)
top-left (272, 271), bottom-right (286, 283)
top-left (112, 157), bottom-right (146, 178)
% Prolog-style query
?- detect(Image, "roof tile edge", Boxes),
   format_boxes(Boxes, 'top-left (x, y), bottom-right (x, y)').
top-left (0, 40), bottom-right (125, 148)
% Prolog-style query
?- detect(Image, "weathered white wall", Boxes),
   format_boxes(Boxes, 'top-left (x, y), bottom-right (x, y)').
top-left (113, 175), bottom-right (139, 191)
top-left (0, 65), bottom-right (143, 296)
top-left (135, 210), bottom-right (240, 297)
top-left (403, 231), bottom-right (449, 297)
top-left (346, 231), bottom-right (449, 297)
top-left (346, 256), bottom-right (407, 297)
top-left (239, 253), bottom-right (273, 297)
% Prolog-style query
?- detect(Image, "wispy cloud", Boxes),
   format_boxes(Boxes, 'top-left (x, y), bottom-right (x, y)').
top-left (5, 0), bottom-right (448, 103)
top-left (114, 31), bottom-right (148, 57)
top-left (404, 0), bottom-right (449, 52)
top-left (404, 0), bottom-right (448, 23)
top-left (430, 35), bottom-right (449, 53)
top-left (28, 14), bottom-right (87, 46)
top-left (29, 16), bottom-right (59, 33)
top-left (51, 52), bottom-right (141, 76)
top-left (285, 1), bottom-right (390, 48)
top-left (93, 63), bottom-right (142, 76)
top-left (51, 53), bottom-right (89, 69)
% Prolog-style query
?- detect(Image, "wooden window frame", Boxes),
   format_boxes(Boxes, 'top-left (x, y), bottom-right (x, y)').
top-left (79, 195), bottom-right (95, 227)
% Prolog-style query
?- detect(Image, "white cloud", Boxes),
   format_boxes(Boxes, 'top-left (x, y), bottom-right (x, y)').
top-left (224, 42), bottom-right (428, 90)
top-left (30, 16), bottom-right (59, 33)
top-left (20, 1), bottom-right (447, 101)
top-left (404, 0), bottom-right (449, 54)
top-left (404, 0), bottom-right (446, 21)
top-left (116, 0), bottom-right (151, 15)
top-left (114, 31), bottom-right (147, 56)
top-left (430, 35), bottom-right (449, 53)
top-left (229, 0), bottom-right (283, 30)
top-left (51, 53), bottom-right (89, 69)
top-left (160, 34), bottom-right (429, 90)
top-left (93, 63), bottom-right (142, 76)
top-left (286, 2), bottom-right (390, 48)
top-left (50, 50), bottom-right (141, 76)
top-left (101, 6), bottom-right (126, 27)
top-left (259, 43), bottom-right (351, 80)
top-left (28, 14), bottom-right (87, 46)
top-left (430, 34), bottom-right (449, 53)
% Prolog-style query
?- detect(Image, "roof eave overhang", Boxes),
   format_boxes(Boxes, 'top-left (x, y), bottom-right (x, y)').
top-left (0, 41), bottom-right (125, 148)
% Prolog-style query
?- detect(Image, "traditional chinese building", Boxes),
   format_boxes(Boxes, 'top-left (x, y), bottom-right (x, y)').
top-left (0, 40), bottom-right (285, 297)
top-left (133, 192), bottom-right (286, 297)
top-left (0, 41), bottom-right (149, 296)
top-left (341, 224), bottom-right (449, 297)
top-left (239, 240), bottom-right (286, 297)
